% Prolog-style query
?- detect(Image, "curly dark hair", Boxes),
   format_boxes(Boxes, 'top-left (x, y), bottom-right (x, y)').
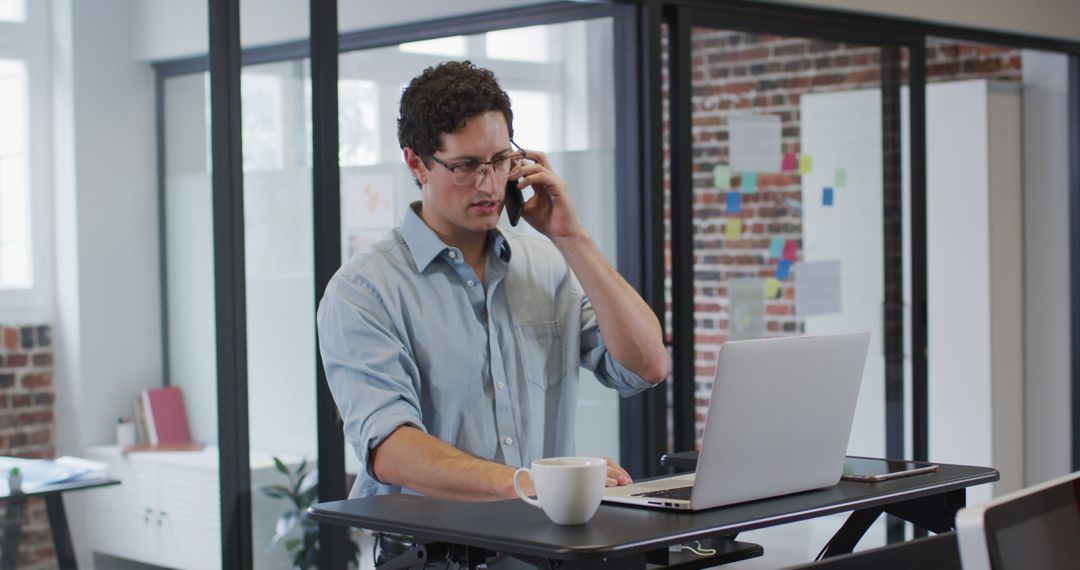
top-left (397, 61), bottom-right (514, 186)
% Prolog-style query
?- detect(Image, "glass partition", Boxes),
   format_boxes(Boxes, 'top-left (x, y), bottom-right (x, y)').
top-left (335, 16), bottom-right (622, 482)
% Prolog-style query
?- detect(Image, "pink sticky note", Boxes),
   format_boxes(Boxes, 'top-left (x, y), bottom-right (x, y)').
top-left (781, 152), bottom-right (798, 172)
top-left (782, 239), bottom-right (799, 262)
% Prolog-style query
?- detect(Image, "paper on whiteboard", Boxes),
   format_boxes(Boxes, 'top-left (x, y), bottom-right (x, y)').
top-left (795, 260), bottom-right (843, 317)
top-left (342, 172), bottom-right (395, 230)
top-left (729, 278), bottom-right (765, 340)
top-left (729, 114), bottom-right (782, 173)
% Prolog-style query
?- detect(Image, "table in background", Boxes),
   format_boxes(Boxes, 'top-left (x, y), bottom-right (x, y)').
top-left (1, 478), bottom-right (119, 570)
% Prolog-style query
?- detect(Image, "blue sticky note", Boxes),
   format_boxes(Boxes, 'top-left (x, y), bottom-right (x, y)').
top-left (823, 187), bottom-right (834, 206)
top-left (741, 172), bottom-right (758, 193)
top-left (727, 191), bottom-right (742, 214)
top-left (776, 258), bottom-right (792, 281)
top-left (769, 236), bottom-right (785, 258)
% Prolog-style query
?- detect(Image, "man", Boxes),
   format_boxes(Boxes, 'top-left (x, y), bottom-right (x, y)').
top-left (317, 61), bottom-right (669, 502)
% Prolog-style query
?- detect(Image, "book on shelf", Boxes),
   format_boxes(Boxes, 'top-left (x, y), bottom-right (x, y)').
top-left (123, 386), bottom-right (198, 454)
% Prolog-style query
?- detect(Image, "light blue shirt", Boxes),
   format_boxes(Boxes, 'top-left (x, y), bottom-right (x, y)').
top-left (317, 202), bottom-right (654, 498)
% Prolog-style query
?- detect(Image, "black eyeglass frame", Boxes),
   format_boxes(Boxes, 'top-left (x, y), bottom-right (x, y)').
top-left (426, 140), bottom-right (527, 186)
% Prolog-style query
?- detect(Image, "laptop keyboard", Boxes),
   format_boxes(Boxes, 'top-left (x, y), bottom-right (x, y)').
top-left (631, 485), bottom-right (693, 500)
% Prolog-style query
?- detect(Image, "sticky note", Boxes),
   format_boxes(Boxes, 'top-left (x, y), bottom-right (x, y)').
top-left (823, 187), bottom-right (834, 206)
top-left (741, 172), bottom-right (758, 193)
top-left (769, 236), bottom-right (785, 258)
top-left (781, 152), bottom-right (798, 172)
top-left (726, 218), bottom-right (742, 240)
top-left (776, 258), bottom-right (792, 281)
top-left (764, 277), bottom-right (780, 299)
top-left (727, 191), bottom-right (742, 214)
top-left (783, 239), bottom-right (799, 262)
top-left (834, 168), bottom-right (847, 187)
top-left (799, 154), bottom-right (813, 174)
top-left (713, 164), bottom-right (732, 190)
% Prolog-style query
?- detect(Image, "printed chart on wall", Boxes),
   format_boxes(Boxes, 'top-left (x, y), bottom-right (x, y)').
top-left (341, 170), bottom-right (396, 261)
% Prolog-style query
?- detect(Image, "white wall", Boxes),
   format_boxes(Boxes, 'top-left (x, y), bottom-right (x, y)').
top-left (52, 0), bottom-right (161, 566)
top-left (781, 0), bottom-right (1080, 43)
top-left (1021, 50), bottom-right (1072, 485)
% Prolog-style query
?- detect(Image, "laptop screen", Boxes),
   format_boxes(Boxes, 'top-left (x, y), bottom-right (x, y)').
top-left (986, 476), bottom-right (1080, 568)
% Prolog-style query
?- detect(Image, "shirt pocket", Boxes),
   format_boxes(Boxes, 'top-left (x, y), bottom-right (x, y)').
top-left (514, 321), bottom-right (566, 390)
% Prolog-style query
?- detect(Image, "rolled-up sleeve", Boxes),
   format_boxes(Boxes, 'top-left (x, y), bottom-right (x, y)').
top-left (317, 273), bottom-right (427, 485)
top-left (578, 294), bottom-right (654, 398)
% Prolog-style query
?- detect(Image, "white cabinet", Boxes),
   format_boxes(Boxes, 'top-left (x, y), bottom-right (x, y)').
top-left (84, 446), bottom-right (292, 570)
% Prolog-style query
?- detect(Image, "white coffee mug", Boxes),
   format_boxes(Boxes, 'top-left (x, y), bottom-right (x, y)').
top-left (513, 457), bottom-right (607, 525)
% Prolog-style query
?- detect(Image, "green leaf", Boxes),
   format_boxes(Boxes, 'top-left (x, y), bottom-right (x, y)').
top-left (260, 485), bottom-right (292, 500)
top-left (271, 512), bottom-right (298, 545)
top-left (273, 456), bottom-right (289, 476)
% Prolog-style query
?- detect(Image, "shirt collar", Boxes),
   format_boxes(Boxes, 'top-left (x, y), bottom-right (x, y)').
top-left (400, 202), bottom-right (512, 271)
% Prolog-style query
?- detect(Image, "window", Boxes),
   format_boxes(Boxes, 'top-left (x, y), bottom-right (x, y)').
top-left (0, 59), bottom-right (30, 289)
top-left (0, 0), bottom-right (24, 23)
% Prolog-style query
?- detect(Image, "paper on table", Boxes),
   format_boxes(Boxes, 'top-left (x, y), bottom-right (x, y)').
top-left (795, 260), bottom-right (843, 317)
top-left (713, 164), bottom-right (732, 190)
top-left (729, 278), bottom-right (765, 341)
top-left (729, 114), bottom-right (782, 173)
top-left (799, 154), bottom-right (814, 174)
top-left (834, 168), bottom-right (847, 187)
top-left (823, 187), bottom-right (834, 206)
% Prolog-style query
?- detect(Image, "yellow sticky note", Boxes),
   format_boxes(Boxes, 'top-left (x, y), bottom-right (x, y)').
top-left (713, 164), bottom-right (732, 190)
top-left (726, 218), bottom-right (742, 240)
top-left (799, 154), bottom-right (813, 174)
top-left (764, 277), bottom-right (780, 299)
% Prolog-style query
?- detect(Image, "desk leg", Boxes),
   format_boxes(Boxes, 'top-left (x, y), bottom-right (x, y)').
top-left (2, 495), bottom-right (27, 570)
top-left (818, 507), bottom-right (885, 559)
top-left (43, 495), bottom-right (77, 570)
top-left (885, 489), bottom-right (966, 534)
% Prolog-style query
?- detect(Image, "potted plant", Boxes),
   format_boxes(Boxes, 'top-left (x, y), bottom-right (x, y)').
top-left (7, 466), bottom-right (22, 493)
top-left (259, 457), bottom-right (360, 569)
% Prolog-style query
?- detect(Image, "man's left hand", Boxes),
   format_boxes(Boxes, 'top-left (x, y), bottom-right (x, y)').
top-left (511, 150), bottom-right (586, 244)
top-left (604, 457), bottom-right (633, 487)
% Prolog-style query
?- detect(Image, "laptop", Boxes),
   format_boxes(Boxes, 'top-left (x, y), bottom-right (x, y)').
top-left (956, 470), bottom-right (1080, 569)
top-left (604, 332), bottom-right (870, 511)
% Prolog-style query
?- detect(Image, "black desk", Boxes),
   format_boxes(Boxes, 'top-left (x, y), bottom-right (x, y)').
top-left (1, 478), bottom-right (120, 570)
top-left (309, 459), bottom-right (996, 569)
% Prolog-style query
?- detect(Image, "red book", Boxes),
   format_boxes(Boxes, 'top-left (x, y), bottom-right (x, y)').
top-left (141, 386), bottom-right (192, 445)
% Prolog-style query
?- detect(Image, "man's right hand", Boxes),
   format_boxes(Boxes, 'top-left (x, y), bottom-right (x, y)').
top-left (372, 425), bottom-right (527, 502)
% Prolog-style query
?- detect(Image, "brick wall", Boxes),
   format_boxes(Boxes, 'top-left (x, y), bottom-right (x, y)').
top-left (663, 30), bottom-right (1022, 444)
top-left (1, 325), bottom-right (57, 569)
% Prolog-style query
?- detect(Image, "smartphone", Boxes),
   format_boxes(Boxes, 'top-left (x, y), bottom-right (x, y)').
top-left (505, 179), bottom-right (524, 226)
top-left (841, 457), bottom-right (939, 482)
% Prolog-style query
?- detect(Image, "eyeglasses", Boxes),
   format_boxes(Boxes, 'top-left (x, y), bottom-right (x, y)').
top-left (427, 141), bottom-right (527, 187)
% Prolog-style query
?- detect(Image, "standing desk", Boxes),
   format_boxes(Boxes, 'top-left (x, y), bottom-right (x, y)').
top-left (308, 459), bottom-right (997, 569)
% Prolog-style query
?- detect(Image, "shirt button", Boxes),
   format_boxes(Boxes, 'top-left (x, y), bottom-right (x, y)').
top-left (496, 382), bottom-right (505, 390)
top-left (467, 280), bottom-right (476, 287)
top-left (448, 251), bottom-right (457, 259)
top-left (504, 437), bottom-right (513, 445)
